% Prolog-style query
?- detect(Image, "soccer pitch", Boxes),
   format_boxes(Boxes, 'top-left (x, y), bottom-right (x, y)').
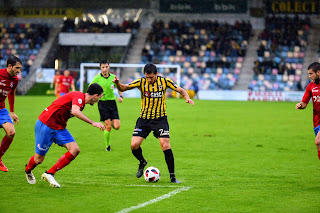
top-left (1, 96), bottom-right (320, 212)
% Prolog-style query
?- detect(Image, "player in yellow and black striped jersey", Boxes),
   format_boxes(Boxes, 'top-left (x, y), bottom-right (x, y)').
top-left (113, 64), bottom-right (194, 183)
top-left (127, 74), bottom-right (178, 119)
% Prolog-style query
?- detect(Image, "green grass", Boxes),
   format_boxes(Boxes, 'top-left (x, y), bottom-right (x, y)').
top-left (1, 97), bottom-right (320, 212)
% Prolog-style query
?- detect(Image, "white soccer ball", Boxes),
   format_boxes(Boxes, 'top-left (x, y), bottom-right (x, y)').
top-left (144, 166), bottom-right (160, 182)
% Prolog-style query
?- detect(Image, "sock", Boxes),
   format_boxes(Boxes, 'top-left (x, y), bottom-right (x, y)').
top-left (132, 147), bottom-right (145, 162)
top-left (104, 130), bottom-right (111, 148)
top-left (163, 149), bottom-right (175, 174)
top-left (47, 151), bottom-right (75, 175)
top-left (0, 135), bottom-right (13, 159)
top-left (318, 150), bottom-right (320, 160)
top-left (25, 156), bottom-right (37, 173)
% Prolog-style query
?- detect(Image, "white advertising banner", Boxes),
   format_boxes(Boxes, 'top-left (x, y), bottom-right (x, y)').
top-left (248, 91), bottom-right (284, 101)
top-left (198, 90), bottom-right (304, 102)
top-left (198, 90), bottom-right (248, 101)
top-left (59, 33), bottom-right (131, 46)
top-left (36, 68), bottom-right (55, 83)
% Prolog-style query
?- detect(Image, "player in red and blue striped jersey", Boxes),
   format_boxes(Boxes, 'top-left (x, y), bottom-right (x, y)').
top-left (296, 62), bottom-right (320, 161)
top-left (0, 55), bottom-right (21, 172)
top-left (25, 83), bottom-right (105, 188)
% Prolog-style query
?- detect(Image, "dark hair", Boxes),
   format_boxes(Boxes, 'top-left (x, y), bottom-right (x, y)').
top-left (100, 60), bottom-right (109, 66)
top-left (308, 62), bottom-right (320, 72)
top-left (6, 55), bottom-right (22, 67)
top-left (87, 83), bottom-right (103, 95)
top-left (143, 64), bottom-right (157, 74)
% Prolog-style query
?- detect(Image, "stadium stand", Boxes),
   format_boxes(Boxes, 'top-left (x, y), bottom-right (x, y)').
top-left (0, 23), bottom-right (50, 79)
top-left (128, 19), bottom-right (252, 90)
top-left (248, 15), bottom-right (310, 91)
top-left (61, 18), bottom-right (140, 36)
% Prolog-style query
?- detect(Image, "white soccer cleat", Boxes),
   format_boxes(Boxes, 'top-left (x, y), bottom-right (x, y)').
top-left (26, 171), bottom-right (36, 184)
top-left (41, 172), bottom-right (60, 188)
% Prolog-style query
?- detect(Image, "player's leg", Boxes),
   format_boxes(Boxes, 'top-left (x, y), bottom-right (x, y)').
top-left (158, 138), bottom-right (180, 183)
top-left (110, 102), bottom-right (120, 130)
top-left (153, 117), bottom-right (180, 183)
top-left (43, 129), bottom-right (77, 188)
top-left (132, 136), bottom-right (147, 178)
top-left (25, 153), bottom-right (45, 184)
top-left (0, 117), bottom-right (16, 172)
top-left (104, 119), bottom-right (112, 151)
top-left (46, 129), bottom-right (79, 176)
top-left (98, 101), bottom-right (113, 151)
top-left (112, 119), bottom-right (120, 130)
top-left (132, 118), bottom-right (151, 177)
top-left (25, 120), bottom-right (54, 184)
top-left (314, 127), bottom-right (320, 160)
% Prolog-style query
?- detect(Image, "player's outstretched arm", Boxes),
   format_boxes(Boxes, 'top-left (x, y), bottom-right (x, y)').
top-left (71, 105), bottom-right (105, 130)
top-left (176, 86), bottom-right (194, 105)
top-left (112, 76), bottom-right (130, 92)
top-left (296, 102), bottom-right (307, 110)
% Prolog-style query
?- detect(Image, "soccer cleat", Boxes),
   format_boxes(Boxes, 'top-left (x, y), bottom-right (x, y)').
top-left (26, 171), bottom-right (36, 184)
top-left (105, 145), bottom-right (111, 151)
top-left (170, 174), bottom-right (181, 183)
top-left (136, 160), bottom-right (147, 178)
top-left (170, 178), bottom-right (181, 183)
top-left (41, 172), bottom-right (60, 188)
top-left (0, 160), bottom-right (8, 172)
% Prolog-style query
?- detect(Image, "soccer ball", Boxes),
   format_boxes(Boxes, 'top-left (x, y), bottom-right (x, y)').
top-left (144, 166), bottom-right (160, 182)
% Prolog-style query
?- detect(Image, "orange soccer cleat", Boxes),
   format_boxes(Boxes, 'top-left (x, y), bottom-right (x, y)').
top-left (0, 160), bottom-right (8, 172)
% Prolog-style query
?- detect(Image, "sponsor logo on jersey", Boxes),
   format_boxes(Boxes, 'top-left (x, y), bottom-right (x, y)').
top-left (312, 87), bottom-right (319, 92)
top-left (111, 84), bottom-right (114, 89)
top-left (0, 80), bottom-right (6, 86)
top-left (0, 89), bottom-right (10, 96)
top-left (78, 99), bottom-right (82, 104)
top-left (10, 82), bottom-right (13, 88)
top-left (145, 91), bottom-right (150, 97)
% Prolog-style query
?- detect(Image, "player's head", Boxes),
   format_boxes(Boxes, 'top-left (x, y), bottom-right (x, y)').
top-left (6, 55), bottom-right (22, 77)
top-left (307, 62), bottom-right (320, 83)
top-left (100, 60), bottom-right (110, 74)
top-left (143, 64), bottom-right (157, 84)
top-left (64, 69), bottom-right (70, 77)
top-left (86, 83), bottom-right (104, 105)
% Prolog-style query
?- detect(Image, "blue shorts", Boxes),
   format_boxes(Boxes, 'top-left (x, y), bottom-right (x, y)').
top-left (0, 108), bottom-right (13, 126)
top-left (314, 125), bottom-right (320, 136)
top-left (60, 92), bottom-right (66, 96)
top-left (35, 120), bottom-right (75, 156)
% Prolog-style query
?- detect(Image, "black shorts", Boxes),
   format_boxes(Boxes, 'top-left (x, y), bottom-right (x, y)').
top-left (98, 100), bottom-right (120, 121)
top-left (133, 116), bottom-right (170, 139)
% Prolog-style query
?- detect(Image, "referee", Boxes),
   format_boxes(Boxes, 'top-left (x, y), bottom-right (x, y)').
top-left (90, 60), bottom-right (123, 151)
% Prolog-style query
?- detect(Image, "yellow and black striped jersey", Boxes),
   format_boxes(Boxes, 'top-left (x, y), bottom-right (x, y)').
top-left (128, 76), bottom-right (178, 119)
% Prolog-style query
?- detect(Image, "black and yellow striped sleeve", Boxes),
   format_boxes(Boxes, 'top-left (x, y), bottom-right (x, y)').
top-left (128, 78), bottom-right (142, 89)
top-left (165, 78), bottom-right (178, 91)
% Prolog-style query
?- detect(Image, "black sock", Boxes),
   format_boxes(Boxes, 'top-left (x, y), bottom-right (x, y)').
top-left (163, 149), bottom-right (175, 174)
top-left (132, 147), bottom-right (145, 162)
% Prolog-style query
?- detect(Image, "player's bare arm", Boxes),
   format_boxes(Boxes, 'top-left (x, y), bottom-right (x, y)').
top-left (71, 81), bottom-right (75, 92)
top-left (71, 105), bottom-right (105, 130)
top-left (54, 82), bottom-right (59, 95)
top-left (112, 76), bottom-right (131, 92)
top-left (118, 91), bottom-right (123, 103)
top-left (8, 89), bottom-right (19, 124)
top-left (176, 87), bottom-right (195, 106)
top-left (296, 101), bottom-right (307, 110)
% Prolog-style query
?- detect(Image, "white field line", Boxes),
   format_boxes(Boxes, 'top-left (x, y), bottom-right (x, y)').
top-left (116, 186), bottom-right (191, 213)
top-left (61, 181), bottom-right (182, 188)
